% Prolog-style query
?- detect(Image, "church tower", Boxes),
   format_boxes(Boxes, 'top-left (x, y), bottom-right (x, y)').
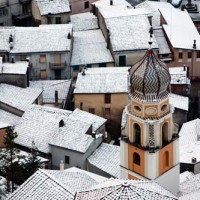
top-left (120, 49), bottom-right (179, 195)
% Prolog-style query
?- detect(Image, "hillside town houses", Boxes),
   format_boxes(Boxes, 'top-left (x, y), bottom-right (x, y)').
top-left (1, 0), bottom-right (200, 199)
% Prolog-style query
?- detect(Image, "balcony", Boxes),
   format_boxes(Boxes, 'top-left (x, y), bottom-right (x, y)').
top-left (49, 62), bottom-right (67, 70)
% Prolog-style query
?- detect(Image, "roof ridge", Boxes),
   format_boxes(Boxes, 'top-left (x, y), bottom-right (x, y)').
top-left (39, 169), bottom-right (75, 195)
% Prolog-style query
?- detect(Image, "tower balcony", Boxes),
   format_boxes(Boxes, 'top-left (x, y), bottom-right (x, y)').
top-left (121, 134), bottom-right (179, 153)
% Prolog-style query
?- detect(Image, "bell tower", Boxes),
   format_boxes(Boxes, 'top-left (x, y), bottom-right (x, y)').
top-left (120, 49), bottom-right (179, 195)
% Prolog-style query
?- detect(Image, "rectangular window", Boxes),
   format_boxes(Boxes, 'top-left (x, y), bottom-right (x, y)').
top-left (84, 1), bottom-right (89, 9)
top-left (197, 51), bottom-right (200, 58)
top-left (73, 65), bottom-right (79, 71)
top-left (20, 55), bottom-right (27, 61)
top-left (119, 55), bottom-right (126, 66)
top-left (40, 70), bottom-right (47, 80)
top-left (105, 108), bottom-right (111, 115)
top-left (54, 53), bottom-right (61, 64)
top-left (55, 17), bottom-right (61, 24)
top-left (99, 63), bottom-right (106, 67)
top-left (65, 156), bottom-right (70, 164)
top-left (179, 52), bottom-right (183, 59)
top-left (188, 52), bottom-right (192, 59)
top-left (80, 102), bottom-right (83, 110)
top-left (39, 54), bottom-right (46, 63)
top-left (89, 108), bottom-right (95, 114)
top-left (105, 94), bottom-right (111, 104)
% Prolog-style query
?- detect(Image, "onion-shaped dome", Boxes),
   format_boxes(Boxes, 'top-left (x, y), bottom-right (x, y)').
top-left (129, 49), bottom-right (170, 98)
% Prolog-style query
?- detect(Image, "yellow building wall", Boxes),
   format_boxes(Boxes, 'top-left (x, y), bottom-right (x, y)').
top-left (128, 145), bottom-right (145, 176)
top-left (128, 174), bottom-right (140, 180)
top-left (74, 93), bottom-right (128, 134)
top-left (159, 142), bottom-right (174, 176)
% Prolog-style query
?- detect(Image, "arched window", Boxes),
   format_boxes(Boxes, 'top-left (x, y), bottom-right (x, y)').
top-left (133, 152), bottom-right (140, 165)
top-left (163, 151), bottom-right (169, 168)
top-left (134, 123), bottom-right (141, 145)
top-left (162, 122), bottom-right (168, 146)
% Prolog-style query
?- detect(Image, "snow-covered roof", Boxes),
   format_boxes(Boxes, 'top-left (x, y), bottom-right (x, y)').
top-left (0, 84), bottom-right (42, 112)
top-left (0, 61), bottom-right (28, 75)
top-left (66, 167), bottom-right (108, 183)
top-left (92, 0), bottom-right (131, 7)
top-left (75, 179), bottom-right (177, 199)
top-left (98, 5), bottom-right (151, 19)
top-left (71, 30), bottom-right (114, 66)
top-left (179, 191), bottom-right (200, 200)
top-left (0, 109), bottom-right (21, 126)
top-left (70, 108), bottom-right (106, 132)
top-left (179, 173), bottom-right (200, 198)
top-left (105, 15), bottom-right (158, 52)
top-left (14, 105), bottom-right (72, 153)
top-left (88, 143), bottom-right (120, 178)
top-left (74, 67), bottom-right (129, 94)
top-left (36, 0), bottom-right (70, 15)
top-left (30, 80), bottom-right (72, 104)
top-left (0, 121), bottom-right (9, 129)
top-left (179, 118), bottom-right (200, 146)
top-left (169, 93), bottom-right (189, 111)
top-left (8, 168), bottom-right (107, 200)
top-left (136, 1), bottom-right (174, 27)
top-left (180, 171), bottom-right (194, 184)
top-left (153, 27), bottom-right (171, 54)
top-left (0, 27), bottom-right (15, 52)
top-left (160, 8), bottom-right (200, 50)
top-left (49, 117), bottom-right (94, 153)
top-left (169, 67), bottom-right (190, 85)
top-left (70, 12), bottom-right (98, 32)
top-left (10, 25), bottom-right (72, 53)
top-left (7, 170), bottom-right (73, 200)
top-left (180, 141), bottom-right (200, 164)
top-left (15, 105), bottom-right (105, 153)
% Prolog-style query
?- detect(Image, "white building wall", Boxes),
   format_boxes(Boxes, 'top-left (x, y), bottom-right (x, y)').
top-left (120, 140), bottom-right (128, 169)
top-left (145, 151), bottom-right (159, 179)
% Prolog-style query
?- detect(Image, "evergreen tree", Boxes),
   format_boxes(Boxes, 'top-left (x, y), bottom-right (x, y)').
top-left (22, 141), bottom-right (44, 180)
top-left (0, 126), bottom-right (19, 193)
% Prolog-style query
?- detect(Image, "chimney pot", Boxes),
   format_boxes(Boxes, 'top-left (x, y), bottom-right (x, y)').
top-left (59, 119), bottom-right (64, 128)
top-left (193, 40), bottom-right (196, 49)
top-left (110, 0), bottom-right (113, 5)
top-left (60, 160), bottom-right (64, 171)
top-left (55, 90), bottom-right (58, 105)
top-left (192, 157), bottom-right (197, 163)
top-left (67, 33), bottom-right (71, 39)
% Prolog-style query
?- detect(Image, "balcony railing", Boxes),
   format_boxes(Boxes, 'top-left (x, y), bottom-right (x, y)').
top-left (49, 62), bottom-right (67, 70)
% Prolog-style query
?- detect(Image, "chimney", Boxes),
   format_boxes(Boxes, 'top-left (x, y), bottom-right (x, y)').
top-left (11, 56), bottom-right (15, 63)
top-left (82, 69), bottom-right (86, 76)
top-left (59, 119), bottom-right (64, 128)
top-left (55, 90), bottom-right (58, 105)
top-left (9, 34), bottom-right (14, 50)
top-left (193, 40), bottom-right (196, 49)
top-left (60, 160), bottom-right (64, 171)
top-left (148, 16), bottom-right (153, 26)
top-left (92, 131), bottom-right (96, 138)
top-left (110, 0), bottom-right (113, 5)
top-left (9, 34), bottom-right (13, 43)
top-left (67, 33), bottom-right (71, 39)
top-left (192, 157), bottom-right (197, 163)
